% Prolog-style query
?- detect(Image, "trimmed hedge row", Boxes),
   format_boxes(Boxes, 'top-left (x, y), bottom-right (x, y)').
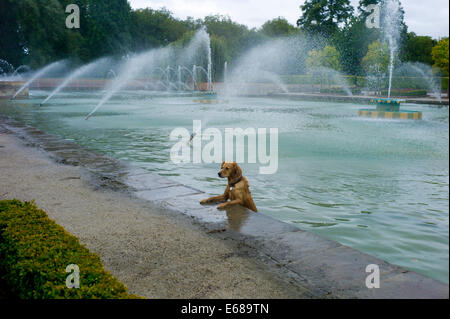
top-left (280, 75), bottom-right (449, 91)
top-left (0, 200), bottom-right (140, 299)
top-left (318, 87), bottom-right (362, 95)
top-left (380, 89), bottom-right (428, 97)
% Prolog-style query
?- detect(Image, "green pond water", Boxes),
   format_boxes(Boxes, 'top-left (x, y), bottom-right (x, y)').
top-left (1, 90), bottom-right (448, 284)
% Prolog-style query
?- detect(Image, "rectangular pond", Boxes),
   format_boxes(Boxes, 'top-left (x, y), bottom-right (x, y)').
top-left (1, 90), bottom-right (448, 284)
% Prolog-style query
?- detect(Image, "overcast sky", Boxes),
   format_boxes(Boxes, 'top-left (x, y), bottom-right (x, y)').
top-left (129, 0), bottom-right (449, 39)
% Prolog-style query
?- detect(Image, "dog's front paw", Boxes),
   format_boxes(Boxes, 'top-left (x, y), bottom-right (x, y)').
top-left (200, 199), bottom-right (210, 205)
top-left (217, 203), bottom-right (227, 210)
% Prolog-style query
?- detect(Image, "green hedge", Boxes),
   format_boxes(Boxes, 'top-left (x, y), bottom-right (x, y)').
top-left (0, 200), bottom-right (140, 299)
top-left (279, 75), bottom-right (448, 91)
top-left (380, 89), bottom-right (428, 97)
top-left (318, 87), bottom-right (362, 95)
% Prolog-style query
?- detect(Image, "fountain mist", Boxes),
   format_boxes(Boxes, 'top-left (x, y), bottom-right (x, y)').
top-left (86, 28), bottom-right (213, 119)
top-left (11, 60), bottom-right (67, 100)
top-left (382, 0), bottom-right (403, 98)
top-left (41, 58), bottom-right (109, 106)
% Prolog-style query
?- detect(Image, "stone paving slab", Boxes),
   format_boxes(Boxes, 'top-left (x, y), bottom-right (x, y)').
top-left (136, 185), bottom-right (203, 202)
top-left (124, 173), bottom-right (181, 191)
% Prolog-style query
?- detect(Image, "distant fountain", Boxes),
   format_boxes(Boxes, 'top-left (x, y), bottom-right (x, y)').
top-left (223, 37), bottom-right (303, 97)
top-left (311, 67), bottom-right (353, 96)
top-left (192, 65), bottom-right (198, 90)
top-left (382, 0), bottom-right (402, 98)
top-left (84, 28), bottom-right (215, 119)
top-left (406, 62), bottom-right (442, 103)
top-left (85, 50), bottom-right (164, 120)
top-left (106, 69), bottom-right (117, 78)
top-left (206, 39), bottom-right (212, 92)
top-left (223, 61), bottom-right (228, 95)
top-left (41, 58), bottom-right (108, 106)
top-left (180, 27), bottom-right (213, 92)
top-left (12, 65), bottom-right (31, 78)
top-left (0, 59), bottom-right (14, 77)
top-left (11, 60), bottom-right (67, 100)
top-left (178, 65), bottom-right (182, 91)
top-left (178, 65), bottom-right (196, 91)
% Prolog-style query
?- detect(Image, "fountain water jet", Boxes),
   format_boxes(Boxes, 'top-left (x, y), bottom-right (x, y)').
top-left (11, 60), bottom-right (67, 100)
top-left (382, 0), bottom-right (403, 98)
top-left (41, 58), bottom-right (109, 106)
top-left (85, 50), bottom-right (164, 120)
top-left (12, 65), bottom-right (31, 78)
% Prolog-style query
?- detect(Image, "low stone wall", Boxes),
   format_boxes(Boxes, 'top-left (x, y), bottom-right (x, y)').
top-left (29, 78), bottom-right (167, 90)
top-left (0, 81), bottom-right (28, 99)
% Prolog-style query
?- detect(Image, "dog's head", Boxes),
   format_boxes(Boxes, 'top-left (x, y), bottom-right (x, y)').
top-left (218, 161), bottom-right (242, 179)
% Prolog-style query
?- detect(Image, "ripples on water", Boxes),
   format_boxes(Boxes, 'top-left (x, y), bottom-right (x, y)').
top-left (1, 90), bottom-right (448, 283)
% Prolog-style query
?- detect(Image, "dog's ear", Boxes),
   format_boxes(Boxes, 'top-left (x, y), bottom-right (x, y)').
top-left (232, 162), bottom-right (242, 178)
top-left (221, 161), bottom-right (225, 169)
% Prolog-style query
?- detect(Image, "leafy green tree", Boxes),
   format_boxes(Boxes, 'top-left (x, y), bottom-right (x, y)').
top-left (260, 17), bottom-right (298, 37)
top-left (131, 8), bottom-right (197, 51)
top-left (203, 15), bottom-right (252, 62)
top-left (307, 45), bottom-right (342, 71)
top-left (402, 33), bottom-right (436, 65)
top-left (431, 38), bottom-right (449, 76)
top-left (362, 39), bottom-right (390, 92)
top-left (79, 0), bottom-right (133, 60)
top-left (297, 0), bottom-right (354, 37)
top-left (12, 0), bottom-right (69, 67)
top-left (307, 45), bottom-right (342, 91)
top-left (332, 16), bottom-right (380, 75)
top-left (362, 40), bottom-right (390, 73)
top-left (0, 0), bottom-right (25, 68)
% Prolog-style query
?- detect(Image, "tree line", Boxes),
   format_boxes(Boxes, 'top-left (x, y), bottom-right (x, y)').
top-left (0, 0), bottom-right (448, 79)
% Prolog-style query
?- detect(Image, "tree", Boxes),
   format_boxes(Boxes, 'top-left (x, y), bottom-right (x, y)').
top-left (12, 0), bottom-right (70, 67)
top-left (297, 0), bottom-right (354, 37)
top-left (0, 0), bottom-right (25, 68)
top-left (332, 16), bottom-right (380, 75)
top-left (362, 40), bottom-right (390, 93)
top-left (307, 45), bottom-right (342, 91)
top-left (402, 33), bottom-right (436, 65)
top-left (260, 17), bottom-right (298, 38)
top-left (307, 45), bottom-right (342, 71)
top-left (79, 0), bottom-right (134, 60)
top-left (432, 38), bottom-right (449, 76)
top-left (131, 8), bottom-right (197, 51)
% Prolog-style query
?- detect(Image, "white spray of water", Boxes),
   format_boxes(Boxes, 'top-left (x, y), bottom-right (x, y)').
top-left (313, 67), bottom-right (353, 96)
top-left (181, 27), bottom-right (213, 91)
top-left (225, 39), bottom-right (290, 96)
top-left (41, 58), bottom-right (108, 106)
top-left (399, 62), bottom-right (442, 103)
top-left (85, 28), bottom-right (214, 119)
top-left (382, 0), bottom-right (402, 98)
top-left (85, 50), bottom-right (162, 120)
top-left (11, 60), bottom-right (67, 99)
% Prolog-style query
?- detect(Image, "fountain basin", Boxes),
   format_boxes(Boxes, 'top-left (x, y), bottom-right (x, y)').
top-left (358, 98), bottom-right (422, 120)
top-left (358, 109), bottom-right (423, 120)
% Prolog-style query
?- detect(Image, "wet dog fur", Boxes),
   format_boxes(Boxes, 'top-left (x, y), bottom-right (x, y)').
top-left (200, 162), bottom-right (257, 212)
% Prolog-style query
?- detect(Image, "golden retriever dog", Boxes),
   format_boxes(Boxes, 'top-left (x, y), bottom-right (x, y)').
top-left (200, 161), bottom-right (258, 212)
